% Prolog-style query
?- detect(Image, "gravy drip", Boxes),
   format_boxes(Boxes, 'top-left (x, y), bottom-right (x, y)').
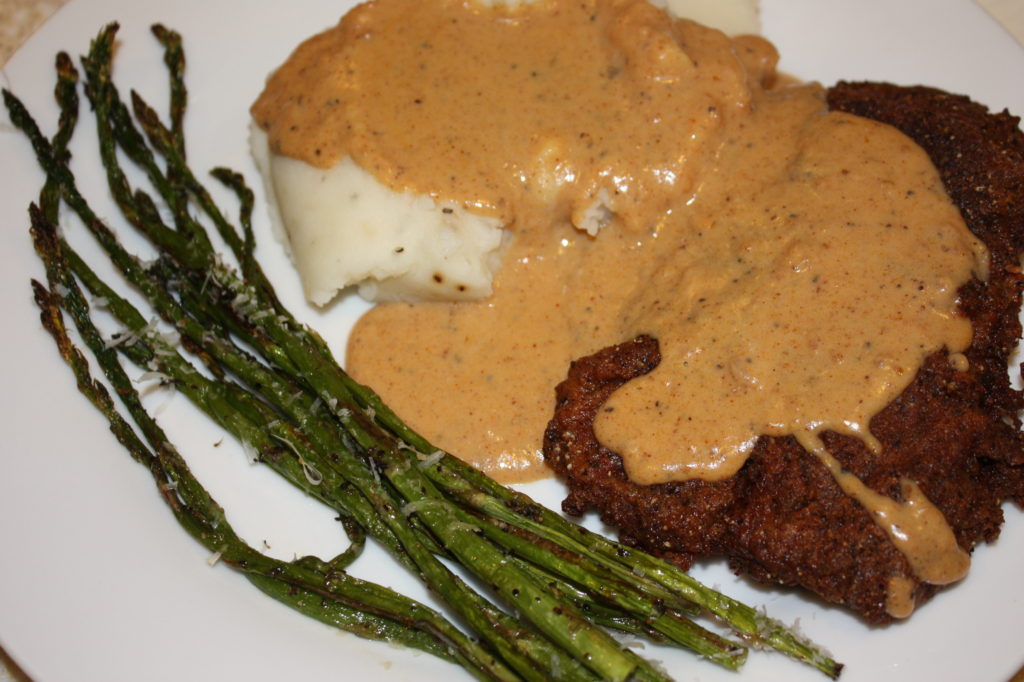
top-left (254, 0), bottom-right (986, 610)
top-left (799, 435), bottom-right (970, 617)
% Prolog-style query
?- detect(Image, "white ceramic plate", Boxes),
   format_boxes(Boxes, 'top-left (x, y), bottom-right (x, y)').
top-left (1, 1), bottom-right (1022, 681)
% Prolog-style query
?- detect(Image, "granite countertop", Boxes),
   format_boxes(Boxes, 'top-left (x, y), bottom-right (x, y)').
top-left (0, 0), bottom-right (68, 65)
top-left (1, 1), bottom-right (1023, 681)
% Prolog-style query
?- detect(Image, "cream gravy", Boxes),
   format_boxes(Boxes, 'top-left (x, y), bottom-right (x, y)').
top-left (253, 0), bottom-right (987, 614)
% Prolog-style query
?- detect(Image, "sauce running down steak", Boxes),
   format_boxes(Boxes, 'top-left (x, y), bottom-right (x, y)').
top-left (542, 82), bottom-right (1024, 624)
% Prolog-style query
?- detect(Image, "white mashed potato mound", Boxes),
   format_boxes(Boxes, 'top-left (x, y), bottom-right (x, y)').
top-left (251, 126), bottom-right (506, 305)
top-left (252, 0), bottom-right (759, 306)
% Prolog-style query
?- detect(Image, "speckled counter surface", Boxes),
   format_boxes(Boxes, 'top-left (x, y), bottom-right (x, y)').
top-left (0, 0), bottom-right (69, 65)
top-left (1, 1), bottom-right (1023, 681)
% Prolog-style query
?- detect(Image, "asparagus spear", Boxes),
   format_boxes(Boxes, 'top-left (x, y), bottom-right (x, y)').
top-left (28, 210), bottom-right (516, 679)
top-left (24, 54), bottom-right (522, 682)
top-left (4, 20), bottom-right (843, 682)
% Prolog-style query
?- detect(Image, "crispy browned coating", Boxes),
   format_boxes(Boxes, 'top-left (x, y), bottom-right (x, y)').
top-left (542, 83), bottom-right (1024, 624)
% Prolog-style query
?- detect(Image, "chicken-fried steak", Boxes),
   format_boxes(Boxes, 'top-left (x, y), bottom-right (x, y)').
top-left (542, 82), bottom-right (1024, 624)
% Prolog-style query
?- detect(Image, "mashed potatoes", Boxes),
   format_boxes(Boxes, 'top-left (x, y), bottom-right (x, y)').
top-left (251, 127), bottom-right (507, 304)
top-left (252, 0), bottom-right (760, 305)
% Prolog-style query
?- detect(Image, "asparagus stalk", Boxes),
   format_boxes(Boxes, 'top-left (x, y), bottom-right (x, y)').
top-left (4, 20), bottom-right (844, 682)
top-left (24, 58), bottom-right (521, 682)
top-left (28, 209), bottom-right (510, 678)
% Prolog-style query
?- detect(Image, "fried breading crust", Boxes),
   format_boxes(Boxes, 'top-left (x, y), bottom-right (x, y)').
top-left (542, 83), bottom-right (1024, 624)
